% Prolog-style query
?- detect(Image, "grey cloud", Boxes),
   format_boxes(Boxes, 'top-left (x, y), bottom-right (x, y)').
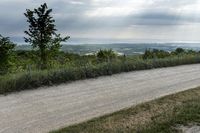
top-left (0, 0), bottom-right (200, 43)
top-left (55, 10), bottom-right (200, 32)
top-left (130, 11), bottom-right (182, 26)
top-left (132, 11), bottom-right (200, 26)
top-left (150, 0), bottom-right (199, 8)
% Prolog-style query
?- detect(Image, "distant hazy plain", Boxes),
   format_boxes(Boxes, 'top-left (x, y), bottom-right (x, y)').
top-left (16, 43), bottom-right (200, 55)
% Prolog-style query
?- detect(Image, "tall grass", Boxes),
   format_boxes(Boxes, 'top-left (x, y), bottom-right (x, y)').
top-left (1, 54), bottom-right (200, 94)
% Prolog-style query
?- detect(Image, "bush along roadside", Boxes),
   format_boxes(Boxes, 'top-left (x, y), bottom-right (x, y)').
top-left (1, 54), bottom-right (200, 94)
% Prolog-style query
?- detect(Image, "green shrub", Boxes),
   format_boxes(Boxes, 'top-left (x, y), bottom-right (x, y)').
top-left (1, 50), bottom-right (200, 94)
top-left (143, 49), bottom-right (170, 59)
top-left (97, 49), bottom-right (117, 62)
top-left (175, 47), bottom-right (185, 54)
top-left (0, 35), bottom-right (16, 74)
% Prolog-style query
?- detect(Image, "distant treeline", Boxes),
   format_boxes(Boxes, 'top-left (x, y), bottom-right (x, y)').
top-left (143, 48), bottom-right (200, 59)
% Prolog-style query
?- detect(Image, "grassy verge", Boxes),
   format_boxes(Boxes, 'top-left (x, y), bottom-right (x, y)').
top-left (1, 54), bottom-right (200, 94)
top-left (51, 87), bottom-right (200, 133)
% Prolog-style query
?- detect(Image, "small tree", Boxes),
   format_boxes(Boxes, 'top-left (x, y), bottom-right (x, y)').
top-left (0, 34), bottom-right (15, 74)
top-left (97, 49), bottom-right (116, 62)
top-left (24, 3), bottom-right (69, 69)
top-left (175, 48), bottom-right (185, 54)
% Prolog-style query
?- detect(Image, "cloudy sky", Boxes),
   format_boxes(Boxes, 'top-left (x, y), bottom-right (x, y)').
top-left (1, 0), bottom-right (200, 44)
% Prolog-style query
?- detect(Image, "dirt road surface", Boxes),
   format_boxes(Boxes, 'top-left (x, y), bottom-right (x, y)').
top-left (1, 64), bottom-right (200, 133)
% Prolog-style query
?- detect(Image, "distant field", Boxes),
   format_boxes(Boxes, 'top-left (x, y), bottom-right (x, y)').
top-left (16, 43), bottom-right (200, 55)
top-left (51, 87), bottom-right (200, 133)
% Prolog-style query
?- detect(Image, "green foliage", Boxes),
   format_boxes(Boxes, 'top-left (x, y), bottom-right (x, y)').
top-left (143, 48), bottom-right (200, 60)
top-left (24, 3), bottom-right (69, 69)
top-left (13, 50), bottom-right (40, 71)
top-left (1, 47), bottom-right (200, 94)
top-left (1, 51), bottom-right (200, 94)
top-left (143, 49), bottom-right (170, 59)
top-left (141, 99), bottom-right (200, 133)
top-left (0, 34), bottom-right (16, 74)
top-left (175, 47), bottom-right (185, 54)
top-left (97, 49), bottom-right (117, 62)
top-left (48, 34), bottom-right (70, 58)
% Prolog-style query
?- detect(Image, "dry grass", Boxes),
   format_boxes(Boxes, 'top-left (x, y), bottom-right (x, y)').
top-left (51, 87), bottom-right (200, 133)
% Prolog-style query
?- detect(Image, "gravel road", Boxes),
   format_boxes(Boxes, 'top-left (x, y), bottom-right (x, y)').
top-left (1, 64), bottom-right (200, 133)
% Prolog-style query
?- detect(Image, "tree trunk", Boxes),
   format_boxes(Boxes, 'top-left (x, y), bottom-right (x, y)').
top-left (40, 45), bottom-right (47, 69)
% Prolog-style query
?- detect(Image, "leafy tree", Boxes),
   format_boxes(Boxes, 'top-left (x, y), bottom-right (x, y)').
top-left (143, 49), bottom-right (170, 59)
top-left (187, 49), bottom-right (196, 54)
top-left (143, 49), bottom-right (153, 59)
top-left (97, 49), bottom-right (116, 62)
top-left (0, 34), bottom-right (16, 74)
top-left (175, 48), bottom-right (185, 54)
top-left (24, 3), bottom-right (70, 69)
